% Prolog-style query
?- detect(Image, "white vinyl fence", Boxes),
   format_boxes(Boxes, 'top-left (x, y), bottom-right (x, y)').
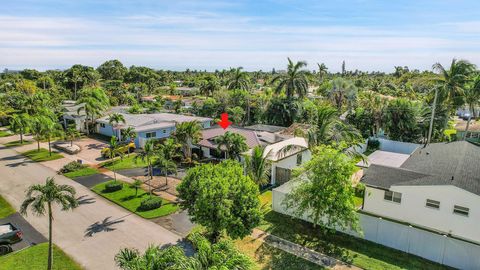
top-left (273, 188), bottom-right (480, 270)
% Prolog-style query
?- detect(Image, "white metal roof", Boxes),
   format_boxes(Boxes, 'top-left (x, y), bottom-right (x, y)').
top-left (357, 150), bottom-right (410, 168)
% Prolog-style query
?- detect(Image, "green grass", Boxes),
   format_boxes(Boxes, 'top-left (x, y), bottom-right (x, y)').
top-left (257, 210), bottom-right (451, 270)
top-left (22, 148), bottom-right (64, 162)
top-left (101, 154), bottom-right (153, 170)
top-left (92, 180), bottom-right (178, 218)
top-left (235, 236), bottom-right (324, 270)
top-left (0, 130), bottom-right (12, 137)
top-left (0, 243), bottom-right (82, 270)
top-left (0, 195), bottom-right (15, 219)
top-left (3, 140), bottom-right (33, 147)
top-left (259, 190), bottom-right (272, 212)
top-left (64, 167), bottom-right (99, 178)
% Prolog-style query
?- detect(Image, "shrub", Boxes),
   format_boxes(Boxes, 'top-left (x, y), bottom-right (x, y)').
top-left (59, 161), bottom-right (87, 174)
top-left (104, 182), bottom-right (123, 193)
top-left (367, 138), bottom-right (380, 150)
top-left (138, 197), bottom-right (162, 211)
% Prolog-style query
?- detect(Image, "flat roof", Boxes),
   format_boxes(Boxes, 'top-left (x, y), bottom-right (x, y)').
top-left (357, 150), bottom-right (410, 168)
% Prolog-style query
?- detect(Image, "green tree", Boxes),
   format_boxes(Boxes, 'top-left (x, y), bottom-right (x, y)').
top-left (108, 113), bottom-right (126, 139)
top-left (432, 59), bottom-right (476, 109)
top-left (215, 131), bottom-right (248, 160)
top-left (227, 106), bottom-right (245, 125)
top-left (155, 151), bottom-right (177, 186)
top-left (177, 160), bottom-right (262, 242)
top-left (20, 177), bottom-right (78, 270)
top-left (115, 232), bottom-right (253, 270)
top-left (135, 140), bottom-right (156, 195)
top-left (317, 63), bottom-right (328, 82)
top-left (327, 78), bottom-right (357, 111)
top-left (172, 121), bottom-right (202, 162)
top-left (97, 59), bottom-right (127, 81)
top-left (130, 179), bottom-right (143, 197)
top-left (64, 124), bottom-right (81, 146)
top-left (77, 87), bottom-right (109, 134)
top-left (9, 113), bottom-right (30, 144)
top-left (283, 145), bottom-right (359, 232)
top-left (227, 67), bottom-right (250, 91)
top-left (108, 136), bottom-right (122, 182)
top-left (271, 58), bottom-right (308, 99)
top-left (30, 114), bottom-right (54, 152)
top-left (384, 98), bottom-right (420, 142)
top-left (264, 96), bottom-right (300, 127)
top-left (199, 75), bottom-right (220, 97)
top-left (245, 146), bottom-right (271, 186)
top-left (121, 126), bottom-right (137, 156)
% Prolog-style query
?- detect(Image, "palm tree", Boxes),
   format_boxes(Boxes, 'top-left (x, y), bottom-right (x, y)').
top-left (245, 146), bottom-right (271, 186)
top-left (9, 113), bottom-right (30, 144)
top-left (64, 124), bottom-right (81, 147)
top-left (199, 75), bottom-right (220, 97)
top-left (307, 104), bottom-right (362, 148)
top-left (30, 115), bottom-right (52, 151)
top-left (317, 63), bottom-right (328, 82)
top-left (108, 113), bottom-right (126, 139)
top-left (20, 177), bottom-right (78, 270)
top-left (130, 179), bottom-right (143, 197)
top-left (44, 121), bottom-right (64, 156)
top-left (77, 87), bottom-right (109, 135)
top-left (327, 78), bottom-right (358, 112)
top-left (172, 121), bottom-right (202, 162)
top-left (432, 59), bottom-right (476, 108)
top-left (271, 58), bottom-right (309, 99)
top-left (135, 139), bottom-right (156, 195)
top-left (227, 67), bottom-right (250, 91)
top-left (215, 131), bottom-right (248, 161)
top-left (155, 152), bottom-right (177, 186)
top-left (121, 127), bottom-right (137, 156)
top-left (108, 136), bottom-right (122, 182)
top-left (462, 76), bottom-right (480, 137)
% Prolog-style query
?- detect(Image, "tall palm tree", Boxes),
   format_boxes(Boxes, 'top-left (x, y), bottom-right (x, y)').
top-left (30, 114), bottom-right (53, 151)
top-left (227, 67), bottom-right (250, 91)
top-left (245, 146), bottom-right (271, 186)
top-left (135, 140), bottom-right (156, 195)
top-left (271, 58), bottom-right (309, 99)
top-left (155, 151), bottom-right (177, 186)
top-left (108, 113), bottom-right (126, 139)
top-left (9, 113), bottom-right (30, 144)
top-left (199, 75), bottom-right (220, 97)
top-left (20, 177), bottom-right (78, 270)
top-left (432, 59), bottom-right (476, 108)
top-left (317, 63), bottom-right (328, 82)
top-left (64, 124), bottom-right (81, 147)
top-left (327, 78), bottom-right (358, 112)
top-left (462, 76), bottom-right (480, 137)
top-left (44, 121), bottom-right (64, 156)
top-left (172, 121), bottom-right (202, 161)
top-left (307, 104), bottom-right (362, 148)
top-left (121, 127), bottom-right (137, 156)
top-left (108, 136), bottom-right (122, 182)
top-left (77, 87), bottom-right (109, 135)
top-left (215, 131), bottom-right (248, 160)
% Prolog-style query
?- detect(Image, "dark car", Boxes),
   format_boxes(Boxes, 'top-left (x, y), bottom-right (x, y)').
top-left (0, 223), bottom-right (22, 255)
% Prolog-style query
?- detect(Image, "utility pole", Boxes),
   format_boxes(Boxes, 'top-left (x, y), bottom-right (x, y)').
top-left (427, 87), bottom-right (438, 145)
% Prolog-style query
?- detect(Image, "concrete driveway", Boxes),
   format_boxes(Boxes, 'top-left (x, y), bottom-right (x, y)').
top-left (73, 137), bottom-right (109, 164)
top-left (0, 146), bottom-right (182, 270)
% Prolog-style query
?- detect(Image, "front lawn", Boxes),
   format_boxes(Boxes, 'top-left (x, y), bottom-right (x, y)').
top-left (22, 148), bottom-right (64, 162)
top-left (100, 154), bottom-right (152, 170)
top-left (0, 243), bottom-right (82, 270)
top-left (0, 130), bottom-right (12, 137)
top-left (258, 211), bottom-right (450, 270)
top-left (3, 140), bottom-right (33, 147)
top-left (64, 167), bottom-right (99, 178)
top-left (92, 180), bottom-right (178, 218)
top-left (0, 195), bottom-right (15, 219)
top-left (235, 236), bottom-right (324, 270)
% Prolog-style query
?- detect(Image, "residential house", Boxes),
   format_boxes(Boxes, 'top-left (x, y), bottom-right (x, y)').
top-left (96, 113), bottom-right (212, 148)
top-left (62, 100), bottom-right (86, 132)
top-left (194, 126), bottom-right (310, 185)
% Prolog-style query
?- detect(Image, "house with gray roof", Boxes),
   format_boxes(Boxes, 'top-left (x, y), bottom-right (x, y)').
top-left (62, 100), bottom-right (87, 132)
top-left (96, 113), bottom-right (212, 148)
top-left (361, 141), bottom-right (480, 243)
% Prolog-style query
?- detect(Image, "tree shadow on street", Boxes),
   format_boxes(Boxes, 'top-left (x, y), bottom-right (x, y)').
top-left (84, 216), bottom-right (125, 237)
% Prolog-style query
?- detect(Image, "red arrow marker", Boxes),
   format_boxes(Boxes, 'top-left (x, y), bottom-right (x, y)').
top-left (218, 113), bottom-right (232, 129)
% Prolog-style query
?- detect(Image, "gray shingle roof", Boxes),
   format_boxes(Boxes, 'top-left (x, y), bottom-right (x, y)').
top-left (362, 141), bottom-right (480, 195)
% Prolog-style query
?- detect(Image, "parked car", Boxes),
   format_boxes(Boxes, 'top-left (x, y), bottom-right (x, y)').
top-left (0, 223), bottom-right (22, 255)
top-left (101, 141), bottom-right (136, 158)
top-left (462, 113), bottom-right (473, 120)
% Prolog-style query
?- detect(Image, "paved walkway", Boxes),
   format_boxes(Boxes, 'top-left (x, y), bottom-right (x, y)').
top-left (251, 229), bottom-right (362, 270)
top-left (0, 145), bottom-right (183, 270)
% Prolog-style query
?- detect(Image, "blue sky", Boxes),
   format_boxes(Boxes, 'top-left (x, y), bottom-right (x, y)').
top-left (1, 0), bottom-right (479, 72)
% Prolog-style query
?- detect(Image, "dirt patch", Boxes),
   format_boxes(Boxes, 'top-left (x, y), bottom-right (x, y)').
top-left (135, 175), bottom-right (181, 197)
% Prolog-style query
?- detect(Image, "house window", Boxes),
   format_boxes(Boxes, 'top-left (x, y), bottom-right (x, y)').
top-left (426, 199), bottom-right (440, 209)
top-left (296, 153), bottom-right (302, 165)
top-left (453, 205), bottom-right (469, 217)
top-left (100, 123), bottom-right (106, 128)
top-left (145, 132), bottom-right (156, 138)
top-left (384, 190), bottom-right (402, 203)
top-left (162, 129), bottom-right (167, 134)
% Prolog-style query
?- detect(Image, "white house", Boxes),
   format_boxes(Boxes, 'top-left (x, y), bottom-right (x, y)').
top-left (96, 113), bottom-right (212, 148)
top-left (62, 100), bottom-right (87, 132)
top-left (361, 141), bottom-right (480, 244)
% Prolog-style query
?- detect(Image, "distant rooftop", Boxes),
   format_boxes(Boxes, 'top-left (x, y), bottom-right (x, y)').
top-left (97, 113), bottom-right (212, 132)
top-left (356, 150), bottom-right (410, 168)
top-left (244, 124), bottom-right (286, 133)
